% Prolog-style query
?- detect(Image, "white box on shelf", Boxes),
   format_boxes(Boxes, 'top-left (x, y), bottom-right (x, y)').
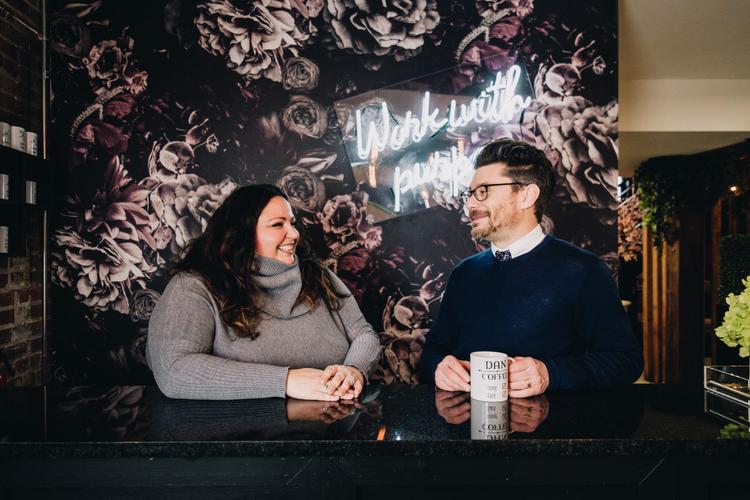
top-left (0, 122), bottom-right (10, 147)
top-left (10, 126), bottom-right (25, 152)
top-left (0, 226), bottom-right (8, 253)
top-left (25, 180), bottom-right (37, 204)
top-left (25, 131), bottom-right (38, 156)
top-left (0, 173), bottom-right (8, 200)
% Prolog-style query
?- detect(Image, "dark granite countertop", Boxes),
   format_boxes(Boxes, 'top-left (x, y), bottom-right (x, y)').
top-left (1, 384), bottom-right (748, 459)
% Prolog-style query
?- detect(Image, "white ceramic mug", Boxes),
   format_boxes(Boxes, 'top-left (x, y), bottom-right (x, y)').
top-left (0, 122), bottom-right (10, 147)
top-left (470, 351), bottom-right (511, 402)
top-left (10, 126), bottom-right (25, 152)
top-left (470, 398), bottom-right (509, 440)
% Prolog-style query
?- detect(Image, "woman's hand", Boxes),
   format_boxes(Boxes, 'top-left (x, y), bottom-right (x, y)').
top-left (286, 368), bottom-right (341, 401)
top-left (319, 365), bottom-right (365, 400)
top-left (286, 399), bottom-right (361, 424)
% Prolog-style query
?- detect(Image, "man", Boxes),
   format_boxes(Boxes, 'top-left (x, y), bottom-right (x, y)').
top-left (420, 138), bottom-right (643, 398)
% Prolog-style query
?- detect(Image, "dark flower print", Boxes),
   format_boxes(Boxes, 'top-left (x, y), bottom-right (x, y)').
top-left (129, 289), bottom-right (161, 322)
top-left (83, 37), bottom-right (134, 89)
top-left (143, 173), bottom-right (237, 254)
top-left (51, 156), bottom-right (158, 314)
top-left (318, 191), bottom-right (383, 251)
top-left (378, 333), bottom-right (425, 384)
top-left (49, 12), bottom-right (91, 58)
top-left (48, 0), bottom-right (618, 387)
top-left (282, 56), bottom-right (320, 92)
top-left (277, 166), bottom-right (326, 213)
top-left (476, 0), bottom-right (534, 19)
top-left (281, 95), bottom-right (328, 138)
top-left (324, 0), bottom-right (440, 62)
top-left (535, 96), bottom-right (619, 215)
top-left (195, 0), bottom-right (316, 83)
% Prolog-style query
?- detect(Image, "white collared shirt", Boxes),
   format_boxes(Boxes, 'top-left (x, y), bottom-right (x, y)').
top-left (490, 224), bottom-right (546, 260)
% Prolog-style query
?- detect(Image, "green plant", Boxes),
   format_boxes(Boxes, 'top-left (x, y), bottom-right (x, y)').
top-left (635, 145), bottom-right (750, 248)
top-left (715, 275), bottom-right (750, 357)
top-left (719, 423), bottom-right (750, 439)
top-left (719, 235), bottom-right (750, 302)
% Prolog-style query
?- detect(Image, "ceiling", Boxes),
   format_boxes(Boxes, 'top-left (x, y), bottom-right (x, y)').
top-left (620, 0), bottom-right (750, 80)
top-left (618, 0), bottom-right (750, 176)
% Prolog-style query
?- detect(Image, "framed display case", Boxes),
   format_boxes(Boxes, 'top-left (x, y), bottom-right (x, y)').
top-left (0, 145), bottom-right (50, 257)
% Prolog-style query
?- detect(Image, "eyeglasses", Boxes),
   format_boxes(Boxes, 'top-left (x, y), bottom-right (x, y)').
top-left (460, 183), bottom-right (525, 203)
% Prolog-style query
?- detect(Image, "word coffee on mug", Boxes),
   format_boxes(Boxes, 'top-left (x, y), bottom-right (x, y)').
top-left (470, 351), bottom-right (510, 402)
top-left (470, 398), bottom-right (509, 440)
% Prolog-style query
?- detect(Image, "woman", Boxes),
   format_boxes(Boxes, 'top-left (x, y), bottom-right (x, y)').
top-left (147, 185), bottom-right (381, 400)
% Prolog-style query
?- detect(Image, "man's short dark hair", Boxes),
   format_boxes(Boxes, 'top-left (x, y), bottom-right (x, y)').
top-left (474, 138), bottom-right (556, 222)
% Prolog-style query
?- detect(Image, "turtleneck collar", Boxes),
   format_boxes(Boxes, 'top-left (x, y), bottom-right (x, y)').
top-left (251, 255), bottom-right (310, 319)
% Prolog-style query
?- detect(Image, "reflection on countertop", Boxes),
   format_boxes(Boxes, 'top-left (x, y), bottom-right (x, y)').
top-left (1, 383), bottom-right (748, 447)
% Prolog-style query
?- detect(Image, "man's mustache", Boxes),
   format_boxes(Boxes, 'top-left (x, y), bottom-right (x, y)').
top-left (469, 210), bottom-right (490, 221)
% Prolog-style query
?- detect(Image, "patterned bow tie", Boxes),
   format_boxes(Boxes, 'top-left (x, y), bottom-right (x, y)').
top-left (494, 250), bottom-right (512, 262)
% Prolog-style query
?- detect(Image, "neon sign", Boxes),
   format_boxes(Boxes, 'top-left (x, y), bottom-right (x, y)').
top-left (355, 65), bottom-right (532, 161)
top-left (393, 146), bottom-right (473, 212)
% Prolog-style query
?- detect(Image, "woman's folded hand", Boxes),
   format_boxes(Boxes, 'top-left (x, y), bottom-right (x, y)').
top-left (285, 368), bottom-right (342, 401)
top-left (319, 364), bottom-right (365, 399)
top-left (286, 399), bottom-right (362, 423)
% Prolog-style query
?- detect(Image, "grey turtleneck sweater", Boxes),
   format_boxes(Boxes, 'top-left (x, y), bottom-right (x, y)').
top-left (147, 256), bottom-right (381, 400)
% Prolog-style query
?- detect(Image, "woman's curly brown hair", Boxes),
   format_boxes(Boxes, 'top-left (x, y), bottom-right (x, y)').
top-left (171, 184), bottom-right (346, 339)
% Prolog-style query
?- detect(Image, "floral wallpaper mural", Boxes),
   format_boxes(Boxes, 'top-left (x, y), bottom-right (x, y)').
top-left (48, 0), bottom-right (619, 385)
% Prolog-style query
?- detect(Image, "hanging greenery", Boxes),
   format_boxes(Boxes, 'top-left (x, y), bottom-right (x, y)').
top-left (635, 141), bottom-right (750, 248)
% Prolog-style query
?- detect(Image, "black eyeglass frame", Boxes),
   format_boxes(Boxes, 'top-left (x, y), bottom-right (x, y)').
top-left (460, 182), bottom-right (526, 203)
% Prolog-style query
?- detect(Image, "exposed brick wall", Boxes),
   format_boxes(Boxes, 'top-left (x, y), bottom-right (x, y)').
top-left (0, 0), bottom-right (45, 387)
top-left (0, 230), bottom-right (45, 386)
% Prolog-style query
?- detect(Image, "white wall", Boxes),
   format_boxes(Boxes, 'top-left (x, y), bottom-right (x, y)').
top-left (619, 0), bottom-right (750, 177)
top-left (620, 79), bottom-right (750, 132)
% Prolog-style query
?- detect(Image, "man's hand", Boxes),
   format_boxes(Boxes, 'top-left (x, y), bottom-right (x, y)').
top-left (434, 355), bottom-right (471, 392)
top-left (509, 395), bottom-right (549, 433)
top-left (435, 390), bottom-right (471, 424)
top-left (508, 356), bottom-right (549, 398)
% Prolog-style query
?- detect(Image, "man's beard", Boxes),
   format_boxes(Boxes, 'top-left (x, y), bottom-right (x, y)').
top-left (469, 209), bottom-right (520, 242)
top-left (470, 215), bottom-right (495, 241)
top-left (470, 221), bottom-right (492, 241)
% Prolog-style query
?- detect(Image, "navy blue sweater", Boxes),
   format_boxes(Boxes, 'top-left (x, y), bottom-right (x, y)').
top-left (420, 236), bottom-right (643, 390)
